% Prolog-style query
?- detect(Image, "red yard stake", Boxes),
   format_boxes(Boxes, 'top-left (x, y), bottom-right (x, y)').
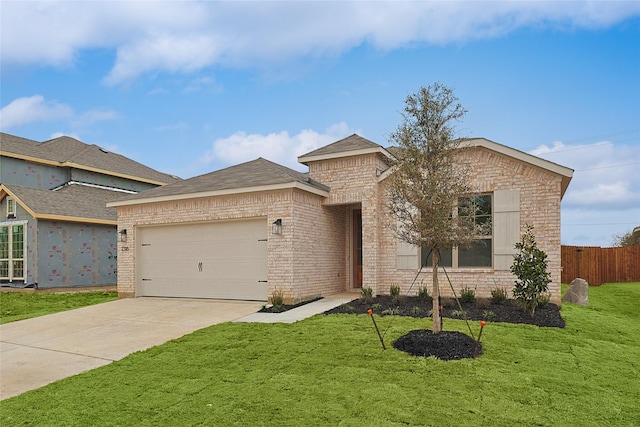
top-left (368, 309), bottom-right (386, 350)
top-left (473, 321), bottom-right (486, 358)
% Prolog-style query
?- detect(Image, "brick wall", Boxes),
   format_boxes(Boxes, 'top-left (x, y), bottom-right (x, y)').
top-left (376, 146), bottom-right (564, 304)
top-left (116, 146), bottom-right (565, 305)
top-left (307, 153), bottom-right (388, 291)
top-left (116, 190), bottom-right (290, 298)
top-left (115, 188), bottom-right (350, 303)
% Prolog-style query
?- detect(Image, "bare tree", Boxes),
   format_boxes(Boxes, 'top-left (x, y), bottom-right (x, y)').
top-left (612, 228), bottom-right (640, 247)
top-left (386, 83), bottom-right (481, 333)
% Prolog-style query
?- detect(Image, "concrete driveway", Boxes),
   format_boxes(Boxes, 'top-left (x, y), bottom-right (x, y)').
top-left (0, 298), bottom-right (263, 400)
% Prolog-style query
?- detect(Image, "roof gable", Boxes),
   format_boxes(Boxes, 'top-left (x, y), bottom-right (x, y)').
top-left (460, 138), bottom-right (573, 196)
top-left (378, 137), bottom-right (574, 197)
top-left (1, 183), bottom-right (120, 224)
top-left (298, 134), bottom-right (393, 164)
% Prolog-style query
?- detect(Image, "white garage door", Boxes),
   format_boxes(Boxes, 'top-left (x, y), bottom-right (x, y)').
top-left (138, 218), bottom-right (268, 300)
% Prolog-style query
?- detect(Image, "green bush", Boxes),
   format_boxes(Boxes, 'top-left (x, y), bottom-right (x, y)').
top-left (460, 286), bottom-right (475, 303)
top-left (417, 285), bottom-right (430, 301)
top-left (270, 289), bottom-right (285, 312)
top-left (490, 287), bottom-right (508, 305)
top-left (451, 309), bottom-right (467, 318)
top-left (511, 225), bottom-right (551, 317)
top-left (389, 284), bottom-right (401, 299)
top-left (360, 287), bottom-right (373, 302)
top-left (382, 307), bottom-right (401, 316)
top-left (537, 292), bottom-right (551, 308)
top-left (483, 310), bottom-right (495, 320)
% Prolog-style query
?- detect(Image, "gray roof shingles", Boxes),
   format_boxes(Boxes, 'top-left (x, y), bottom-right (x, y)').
top-left (4, 183), bottom-right (122, 222)
top-left (117, 157), bottom-right (329, 202)
top-left (1, 133), bottom-right (180, 185)
top-left (299, 134), bottom-right (382, 158)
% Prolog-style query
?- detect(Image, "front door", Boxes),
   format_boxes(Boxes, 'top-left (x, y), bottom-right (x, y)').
top-left (352, 209), bottom-right (363, 288)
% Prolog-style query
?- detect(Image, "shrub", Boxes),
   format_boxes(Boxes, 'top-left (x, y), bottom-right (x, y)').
top-left (460, 286), bottom-right (475, 304)
top-left (389, 284), bottom-right (401, 298)
top-left (451, 309), bottom-right (467, 318)
top-left (511, 225), bottom-right (551, 317)
top-left (372, 303), bottom-right (383, 312)
top-left (537, 292), bottom-right (551, 308)
top-left (483, 310), bottom-right (495, 320)
top-left (491, 287), bottom-right (508, 305)
top-left (382, 307), bottom-right (400, 316)
top-left (417, 285), bottom-right (430, 301)
top-left (270, 289), bottom-right (285, 312)
top-left (411, 306), bottom-right (421, 315)
top-left (361, 287), bottom-right (373, 302)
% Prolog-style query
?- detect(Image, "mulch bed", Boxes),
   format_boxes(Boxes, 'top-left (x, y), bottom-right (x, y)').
top-left (393, 330), bottom-right (481, 359)
top-left (324, 295), bottom-right (565, 360)
top-left (258, 297), bottom-right (323, 313)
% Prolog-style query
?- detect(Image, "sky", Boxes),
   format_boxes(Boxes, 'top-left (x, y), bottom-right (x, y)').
top-left (1, 1), bottom-right (639, 247)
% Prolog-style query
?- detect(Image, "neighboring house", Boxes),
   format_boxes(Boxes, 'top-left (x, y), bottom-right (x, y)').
top-left (108, 134), bottom-right (573, 304)
top-left (0, 132), bottom-right (180, 288)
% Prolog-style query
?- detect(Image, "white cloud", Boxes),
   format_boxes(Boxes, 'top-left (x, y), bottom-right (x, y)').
top-left (2, 2), bottom-right (638, 84)
top-left (200, 122), bottom-right (355, 172)
top-left (531, 139), bottom-right (640, 245)
top-left (0, 95), bottom-right (119, 131)
top-left (531, 140), bottom-right (640, 210)
top-left (0, 95), bottom-right (73, 130)
top-left (103, 34), bottom-right (223, 86)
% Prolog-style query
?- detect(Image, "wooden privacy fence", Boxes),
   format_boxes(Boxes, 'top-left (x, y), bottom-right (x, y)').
top-left (561, 245), bottom-right (640, 285)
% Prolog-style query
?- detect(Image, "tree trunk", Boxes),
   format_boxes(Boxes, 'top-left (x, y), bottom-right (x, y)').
top-left (432, 249), bottom-right (441, 333)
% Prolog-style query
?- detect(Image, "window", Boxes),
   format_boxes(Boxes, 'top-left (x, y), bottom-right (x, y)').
top-left (7, 198), bottom-right (15, 218)
top-left (421, 194), bottom-right (493, 268)
top-left (0, 224), bottom-right (24, 281)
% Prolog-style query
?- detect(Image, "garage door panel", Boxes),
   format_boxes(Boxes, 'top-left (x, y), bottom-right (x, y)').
top-left (138, 219), bottom-right (268, 300)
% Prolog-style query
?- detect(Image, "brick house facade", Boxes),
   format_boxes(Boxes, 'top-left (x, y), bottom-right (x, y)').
top-left (109, 135), bottom-right (572, 304)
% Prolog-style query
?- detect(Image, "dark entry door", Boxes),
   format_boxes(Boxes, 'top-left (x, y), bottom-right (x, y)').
top-left (353, 209), bottom-right (363, 288)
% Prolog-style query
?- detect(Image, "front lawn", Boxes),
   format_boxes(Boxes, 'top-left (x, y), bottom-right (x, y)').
top-left (1, 283), bottom-right (639, 426)
top-left (0, 291), bottom-right (118, 324)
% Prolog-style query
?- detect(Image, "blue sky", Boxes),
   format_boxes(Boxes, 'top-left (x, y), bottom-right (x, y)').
top-left (1, 1), bottom-right (639, 246)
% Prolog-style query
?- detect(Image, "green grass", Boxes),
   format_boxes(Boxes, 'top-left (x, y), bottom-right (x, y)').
top-left (0, 291), bottom-right (118, 324)
top-left (2, 283), bottom-right (639, 426)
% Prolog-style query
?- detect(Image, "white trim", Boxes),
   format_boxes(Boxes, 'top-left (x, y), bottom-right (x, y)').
top-left (6, 197), bottom-right (15, 218)
top-left (459, 138), bottom-right (573, 178)
top-left (51, 181), bottom-right (137, 194)
top-left (107, 181), bottom-right (329, 207)
top-left (0, 220), bottom-right (27, 282)
top-left (298, 146), bottom-right (393, 165)
top-left (0, 219), bottom-right (28, 227)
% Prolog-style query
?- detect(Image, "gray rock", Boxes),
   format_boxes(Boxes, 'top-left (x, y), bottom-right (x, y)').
top-left (562, 278), bottom-right (589, 306)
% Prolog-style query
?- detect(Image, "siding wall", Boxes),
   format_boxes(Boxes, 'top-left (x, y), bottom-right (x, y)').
top-left (0, 156), bottom-right (68, 190)
top-left (37, 221), bottom-right (117, 288)
top-left (71, 169), bottom-right (158, 192)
